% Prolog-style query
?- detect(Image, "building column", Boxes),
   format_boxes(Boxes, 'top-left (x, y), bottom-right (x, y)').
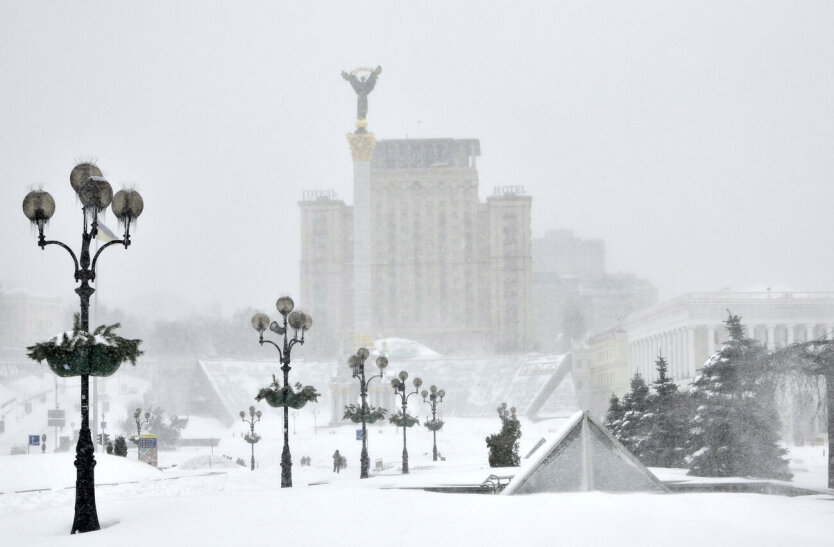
top-left (687, 327), bottom-right (695, 378)
top-left (677, 328), bottom-right (685, 377)
top-left (767, 325), bottom-right (776, 351)
top-left (707, 325), bottom-right (716, 356)
top-left (642, 340), bottom-right (648, 376)
top-left (787, 324), bottom-right (795, 345)
top-left (637, 339), bottom-right (645, 378)
top-left (634, 339), bottom-right (640, 378)
top-left (806, 324), bottom-right (816, 342)
top-left (670, 330), bottom-right (679, 378)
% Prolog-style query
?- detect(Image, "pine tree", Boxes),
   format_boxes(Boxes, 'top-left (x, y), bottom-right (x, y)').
top-left (640, 355), bottom-right (689, 467)
top-left (485, 403), bottom-right (522, 467)
top-left (113, 436), bottom-right (128, 457)
top-left (687, 312), bottom-right (791, 479)
top-left (604, 393), bottom-right (624, 436)
top-left (614, 373), bottom-right (651, 457)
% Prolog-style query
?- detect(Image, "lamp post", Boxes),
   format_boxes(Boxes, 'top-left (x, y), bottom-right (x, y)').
top-left (22, 162), bottom-right (143, 534)
top-left (133, 408), bottom-right (150, 460)
top-left (391, 371), bottom-right (422, 474)
top-left (422, 385), bottom-right (446, 462)
top-left (240, 406), bottom-right (262, 471)
top-left (347, 348), bottom-right (388, 479)
top-left (250, 296), bottom-right (312, 488)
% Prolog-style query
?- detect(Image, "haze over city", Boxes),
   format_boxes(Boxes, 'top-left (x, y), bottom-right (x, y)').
top-left (2, 1), bottom-right (832, 319)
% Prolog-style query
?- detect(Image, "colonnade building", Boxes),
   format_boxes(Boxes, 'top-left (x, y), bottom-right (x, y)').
top-left (300, 138), bottom-right (532, 356)
top-left (626, 291), bottom-right (834, 383)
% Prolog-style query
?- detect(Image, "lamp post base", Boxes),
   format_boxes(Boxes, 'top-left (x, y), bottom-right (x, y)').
top-left (360, 445), bottom-right (370, 479)
top-left (71, 427), bottom-right (100, 534)
top-left (402, 447), bottom-right (409, 475)
top-left (281, 444), bottom-right (292, 488)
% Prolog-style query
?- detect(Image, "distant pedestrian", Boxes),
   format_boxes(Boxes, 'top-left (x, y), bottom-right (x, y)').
top-left (333, 450), bottom-right (341, 473)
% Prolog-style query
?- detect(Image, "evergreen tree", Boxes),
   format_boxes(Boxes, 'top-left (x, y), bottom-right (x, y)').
top-left (485, 403), bottom-right (522, 467)
top-left (113, 436), bottom-right (128, 457)
top-left (610, 372), bottom-right (651, 457)
top-left (640, 355), bottom-right (689, 467)
top-left (604, 393), bottom-right (624, 435)
top-left (687, 312), bottom-right (791, 479)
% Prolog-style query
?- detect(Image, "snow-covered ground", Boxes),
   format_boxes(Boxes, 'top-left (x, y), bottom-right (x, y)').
top-left (1, 405), bottom-right (832, 546)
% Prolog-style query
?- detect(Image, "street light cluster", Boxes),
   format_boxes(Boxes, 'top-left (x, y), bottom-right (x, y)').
top-left (422, 386), bottom-right (446, 462)
top-left (251, 296), bottom-right (315, 488)
top-left (240, 406), bottom-right (263, 470)
top-left (21, 162), bottom-right (452, 535)
top-left (21, 162), bottom-right (144, 535)
top-left (347, 347), bottom-right (389, 478)
top-left (344, 347), bottom-right (447, 476)
top-left (390, 370), bottom-right (423, 474)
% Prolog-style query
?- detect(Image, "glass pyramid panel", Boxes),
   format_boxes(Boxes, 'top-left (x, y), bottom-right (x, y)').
top-left (514, 421), bottom-right (584, 493)
top-left (588, 421), bottom-right (665, 492)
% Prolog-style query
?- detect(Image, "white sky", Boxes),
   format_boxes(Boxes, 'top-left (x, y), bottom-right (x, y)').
top-left (1, 1), bottom-right (833, 318)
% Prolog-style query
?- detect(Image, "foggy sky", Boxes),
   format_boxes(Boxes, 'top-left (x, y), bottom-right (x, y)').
top-left (1, 1), bottom-right (833, 320)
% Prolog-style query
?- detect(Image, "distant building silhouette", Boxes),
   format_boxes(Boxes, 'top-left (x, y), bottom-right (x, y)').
top-left (531, 230), bottom-right (657, 352)
top-left (300, 138), bottom-right (532, 355)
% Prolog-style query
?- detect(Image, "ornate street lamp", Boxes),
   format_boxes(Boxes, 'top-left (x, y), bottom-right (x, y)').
top-left (422, 385), bottom-right (446, 462)
top-left (22, 162), bottom-right (144, 534)
top-left (240, 406), bottom-right (262, 471)
top-left (343, 348), bottom-right (388, 479)
top-left (391, 371), bottom-right (422, 474)
top-left (134, 408), bottom-right (150, 459)
top-left (251, 297), bottom-right (317, 488)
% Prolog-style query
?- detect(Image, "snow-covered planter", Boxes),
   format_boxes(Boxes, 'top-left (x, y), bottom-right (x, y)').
top-left (256, 381), bottom-right (319, 409)
top-left (26, 314), bottom-right (142, 378)
top-left (343, 404), bottom-right (386, 424)
top-left (244, 432), bottom-right (261, 444)
top-left (389, 410), bottom-right (419, 428)
top-left (424, 418), bottom-right (445, 432)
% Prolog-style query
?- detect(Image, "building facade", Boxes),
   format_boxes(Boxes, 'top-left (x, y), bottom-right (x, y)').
top-left (299, 191), bottom-right (354, 355)
top-left (0, 289), bottom-right (63, 349)
top-left (572, 327), bottom-right (630, 419)
top-left (626, 291), bottom-right (834, 384)
top-left (532, 230), bottom-right (657, 352)
top-left (300, 138), bottom-right (532, 355)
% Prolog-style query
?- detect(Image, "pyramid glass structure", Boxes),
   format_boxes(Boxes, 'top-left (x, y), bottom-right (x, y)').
top-left (503, 410), bottom-right (668, 494)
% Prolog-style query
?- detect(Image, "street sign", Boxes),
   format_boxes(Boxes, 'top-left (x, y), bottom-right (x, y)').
top-left (28, 435), bottom-right (40, 446)
top-left (355, 429), bottom-right (364, 441)
top-left (48, 409), bottom-right (66, 427)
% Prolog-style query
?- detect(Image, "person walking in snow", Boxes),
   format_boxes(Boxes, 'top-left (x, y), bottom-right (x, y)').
top-left (333, 450), bottom-right (342, 473)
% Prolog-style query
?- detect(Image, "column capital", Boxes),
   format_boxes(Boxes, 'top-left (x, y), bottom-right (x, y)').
top-left (346, 132), bottom-right (377, 161)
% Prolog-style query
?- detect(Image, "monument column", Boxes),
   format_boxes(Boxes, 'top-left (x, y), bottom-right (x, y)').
top-left (342, 65), bottom-right (382, 345)
top-left (347, 132), bottom-right (377, 340)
